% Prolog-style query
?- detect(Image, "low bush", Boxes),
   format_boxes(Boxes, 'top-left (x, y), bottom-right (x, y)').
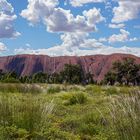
top-left (85, 85), bottom-right (103, 95)
top-left (63, 92), bottom-right (87, 105)
top-left (103, 86), bottom-right (118, 95)
top-left (47, 85), bottom-right (61, 94)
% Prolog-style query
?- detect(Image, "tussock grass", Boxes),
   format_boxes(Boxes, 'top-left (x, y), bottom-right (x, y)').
top-left (0, 83), bottom-right (43, 94)
top-left (109, 91), bottom-right (140, 140)
top-left (61, 92), bottom-right (87, 105)
top-left (0, 84), bottom-right (139, 139)
top-left (0, 93), bottom-right (54, 139)
top-left (47, 85), bottom-right (61, 94)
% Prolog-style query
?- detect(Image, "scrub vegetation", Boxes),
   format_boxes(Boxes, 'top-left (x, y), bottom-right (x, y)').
top-left (0, 84), bottom-right (139, 140)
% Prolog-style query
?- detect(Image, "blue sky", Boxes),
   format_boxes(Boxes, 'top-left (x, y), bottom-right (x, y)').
top-left (0, 0), bottom-right (140, 56)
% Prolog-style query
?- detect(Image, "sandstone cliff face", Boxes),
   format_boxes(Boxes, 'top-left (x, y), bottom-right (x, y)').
top-left (0, 54), bottom-right (140, 82)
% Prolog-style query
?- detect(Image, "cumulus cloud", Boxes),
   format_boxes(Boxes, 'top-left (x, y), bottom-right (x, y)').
top-left (112, 0), bottom-right (140, 23)
top-left (108, 29), bottom-right (138, 43)
top-left (109, 23), bottom-right (125, 29)
top-left (108, 29), bottom-right (130, 43)
top-left (0, 0), bottom-right (13, 13)
top-left (14, 45), bottom-right (140, 57)
top-left (14, 29), bottom-right (139, 56)
top-left (21, 0), bottom-right (104, 32)
top-left (45, 8), bottom-right (98, 32)
top-left (105, 1), bottom-right (112, 10)
top-left (25, 43), bottom-right (31, 47)
top-left (44, 32), bottom-right (109, 56)
top-left (98, 37), bottom-right (107, 42)
top-left (15, 32), bottom-right (108, 56)
top-left (0, 42), bottom-right (7, 52)
top-left (0, 0), bottom-right (20, 38)
top-left (20, 0), bottom-right (59, 24)
top-left (129, 37), bottom-right (138, 42)
top-left (70, 0), bottom-right (104, 7)
top-left (14, 0), bottom-right (140, 57)
top-left (83, 8), bottom-right (105, 25)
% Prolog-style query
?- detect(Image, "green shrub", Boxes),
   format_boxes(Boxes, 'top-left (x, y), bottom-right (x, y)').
top-left (85, 85), bottom-right (103, 95)
top-left (64, 92), bottom-right (87, 105)
top-left (103, 86), bottom-right (118, 95)
top-left (1, 78), bottom-right (20, 83)
top-left (43, 127), bottom-right (80, 140)
top-left (60, 116), bottom-right (80, 132)
top-left (47, 86), bottom-right (61, 94)
top-left (79, 123), bottom-right (100, 136)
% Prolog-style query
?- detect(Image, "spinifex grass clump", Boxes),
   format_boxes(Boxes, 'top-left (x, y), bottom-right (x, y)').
top-left (0, 84), bottom-right (43, 94)
top-left (62, 92), bottom-right (87, 105)
top-left (0, 93), bottom-right (54, 139)
top-left (47, 85), bottom-right (61, 94)
top-left (109, 91), bottom-right (140, 140)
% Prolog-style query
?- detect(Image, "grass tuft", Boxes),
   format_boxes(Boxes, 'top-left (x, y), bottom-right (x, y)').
top-left (109, 91), bottom-right (140, 140)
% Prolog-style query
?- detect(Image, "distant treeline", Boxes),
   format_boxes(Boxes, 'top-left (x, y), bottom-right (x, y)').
top-left (0, 57), bottom-right (140, 85)
top-left (0, 64), bottom-right (94, 84)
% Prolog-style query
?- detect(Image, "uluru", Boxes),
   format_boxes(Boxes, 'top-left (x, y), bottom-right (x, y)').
top-left (0, 53), bottom-right (140, 82)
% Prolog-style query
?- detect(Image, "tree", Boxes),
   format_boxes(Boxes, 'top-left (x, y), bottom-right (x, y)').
top-left (104, 58), bottom-right (140, 85)
top-left (104, 71), bottom-right (117, 85)
top-left (32, 72), bottom-right (48, 83)
top-left (0, 69), bottom-right (5, 80)
top-left (85, 72), bottom-right (95, 84)
top-left (60, 64), bottom-right (84, 84)
top-left (49, 73), bottom-right (62, 84)
top-left (1, 71), bottom-right (20, 83)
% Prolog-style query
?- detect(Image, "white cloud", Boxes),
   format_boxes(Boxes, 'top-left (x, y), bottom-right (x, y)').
top-left (21, 0), bottom-right (105, 33)
top-left (25, 43), bottom-right (31, 47)
top-left (112, 0), bottom-right (140, 23)
top-left (108, 29), bottom-right (130, 43)
top-left (108, 29), bottom-right (138, 43)
top-left (14, 0), bottom-right (140, 57)
top-left (83, 8), bottom-right (105, 25)
top-left (45, 8), bottom-right (97, 32)
top-left (20, 0), bottom-right (59, 24)
top-left (15, 32), bottom-right (108, 56)
top-left (40, 33), bottom-right (108, 56)
top-left (0, 0), bottom-right (13, 13)
top-left (98, 37), bottom-right (107, 42)
top-left (70, 0), bottom-right (104, 7)
top-left (109, 23), bottom-right (125, 29)
top-left (14, 45), bottom-right (140, 57)
top-left (14, 29), bottom-right (139, 56)
top-left (0, 0), bottom-right (20, 38)
top-left (105, 1), bottom-right (112, 10)
top-left (0, 42), bottom-right (7, 52)
top-left (129, 37), bottom-right (138, 42)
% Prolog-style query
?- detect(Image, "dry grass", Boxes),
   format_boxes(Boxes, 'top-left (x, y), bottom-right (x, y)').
top-left (109, 91), bottom-right (140, 140)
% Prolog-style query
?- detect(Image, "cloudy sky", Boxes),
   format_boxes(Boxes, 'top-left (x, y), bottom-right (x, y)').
top-left (0, 0), bottom-right (140, 56)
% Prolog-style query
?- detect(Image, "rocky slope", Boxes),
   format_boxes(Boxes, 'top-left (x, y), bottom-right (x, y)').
top-left (0, 54), bottom-right (140, 82)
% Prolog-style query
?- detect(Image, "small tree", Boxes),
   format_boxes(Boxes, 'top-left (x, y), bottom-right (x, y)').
top-left (104, 58), bottom-right (140, 85)
top-left (104, 71), bottom-right (117, 85)
top-left (0, 69), bottom-right (5, 81)
top-left (1, 71), bottom-right (20, 83)
top-left (49, 73), bottom-right (62, 84)
top-left (60, 64), bottom-right (84, 84)
top-left (85, 72), bottom-right (95, 84)
top-left (32, 72), bottom-right (48, 83)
